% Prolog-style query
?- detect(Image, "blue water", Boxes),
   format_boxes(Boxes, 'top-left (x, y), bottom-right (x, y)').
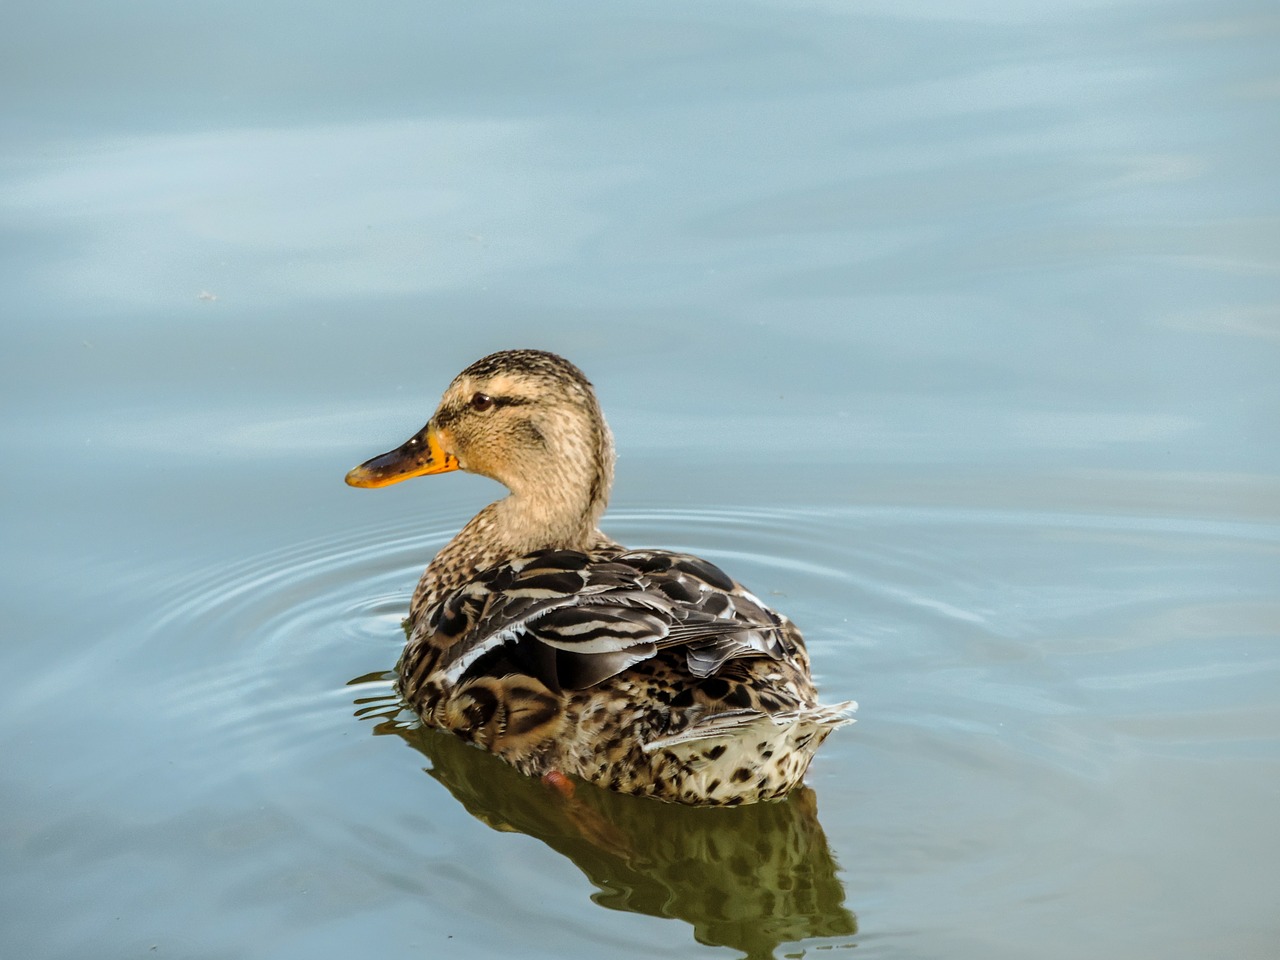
top-left (3, 2), bottom-right (1278, 958)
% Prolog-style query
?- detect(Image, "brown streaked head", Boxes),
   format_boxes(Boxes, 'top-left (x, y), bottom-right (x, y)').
top-left (344, 350), bottom-right (613, 508)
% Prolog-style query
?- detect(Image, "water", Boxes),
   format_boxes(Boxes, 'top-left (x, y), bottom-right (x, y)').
top-left (3, 1), bottom-right (1278, 958)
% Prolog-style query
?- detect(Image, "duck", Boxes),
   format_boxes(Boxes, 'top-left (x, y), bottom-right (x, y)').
top-left (346, 349), bottom-right (854, 805)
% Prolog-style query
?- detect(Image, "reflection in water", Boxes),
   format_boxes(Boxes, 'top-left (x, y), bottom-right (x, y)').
top-left (352, 674), bottom-right (856, 959)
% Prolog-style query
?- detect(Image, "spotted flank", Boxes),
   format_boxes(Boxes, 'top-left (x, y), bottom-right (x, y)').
top-left (347, 349), bottom-right (854, 805)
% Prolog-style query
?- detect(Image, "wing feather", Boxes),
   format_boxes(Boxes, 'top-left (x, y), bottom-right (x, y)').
top-left (426, 547), bottom-right (798, 692)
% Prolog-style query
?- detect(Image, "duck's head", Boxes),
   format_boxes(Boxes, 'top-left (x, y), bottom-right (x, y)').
top-left (346, 349), bottom-right (615, 527)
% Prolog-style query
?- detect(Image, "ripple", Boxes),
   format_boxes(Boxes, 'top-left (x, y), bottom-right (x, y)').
top-left (111, 499), bottom-right (1279, 805)
top-left (128, 515), bottom-right (450, 774)
top-left (129, 504), bottom-right (892, 783)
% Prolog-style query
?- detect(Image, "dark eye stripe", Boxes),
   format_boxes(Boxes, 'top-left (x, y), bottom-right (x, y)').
top-left (470, 393), bottom-right (530, 411)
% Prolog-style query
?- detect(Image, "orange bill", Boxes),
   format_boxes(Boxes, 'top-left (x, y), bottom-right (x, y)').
top-left (345, 424), bottom-right (459, 488)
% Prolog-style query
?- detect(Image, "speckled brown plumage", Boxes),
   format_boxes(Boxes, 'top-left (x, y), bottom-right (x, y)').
top-left (347, 349), bottom-right (854, 805)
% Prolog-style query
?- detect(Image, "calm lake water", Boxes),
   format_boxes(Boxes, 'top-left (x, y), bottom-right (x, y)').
top-left (3, 2), bottom-right (1278, 958)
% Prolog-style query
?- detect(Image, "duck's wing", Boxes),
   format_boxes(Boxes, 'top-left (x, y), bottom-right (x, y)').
top-left (423, 548), bottom-right (800, 693)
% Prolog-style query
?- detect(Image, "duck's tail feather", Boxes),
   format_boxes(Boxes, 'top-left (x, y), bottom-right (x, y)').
top-left (641, 700), bottom-right (857, 753)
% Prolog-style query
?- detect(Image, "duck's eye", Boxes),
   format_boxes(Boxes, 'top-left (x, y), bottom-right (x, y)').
top-left (469, 392), bottom-right (495, 412)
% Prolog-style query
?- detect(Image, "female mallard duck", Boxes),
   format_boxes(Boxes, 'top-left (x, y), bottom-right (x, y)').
top-left (346, 349), bottom-right (853, 805)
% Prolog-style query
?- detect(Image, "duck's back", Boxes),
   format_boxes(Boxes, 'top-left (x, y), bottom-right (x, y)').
top-left (397, 546), bottom-right (853, 804)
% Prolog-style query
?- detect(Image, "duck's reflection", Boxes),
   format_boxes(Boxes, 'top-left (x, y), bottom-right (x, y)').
top-left (354, 678), bottom-right (856, 958)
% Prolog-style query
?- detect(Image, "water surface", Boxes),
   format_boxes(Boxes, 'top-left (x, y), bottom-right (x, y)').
top-left (2, 2), bottom-right (1278, 958)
